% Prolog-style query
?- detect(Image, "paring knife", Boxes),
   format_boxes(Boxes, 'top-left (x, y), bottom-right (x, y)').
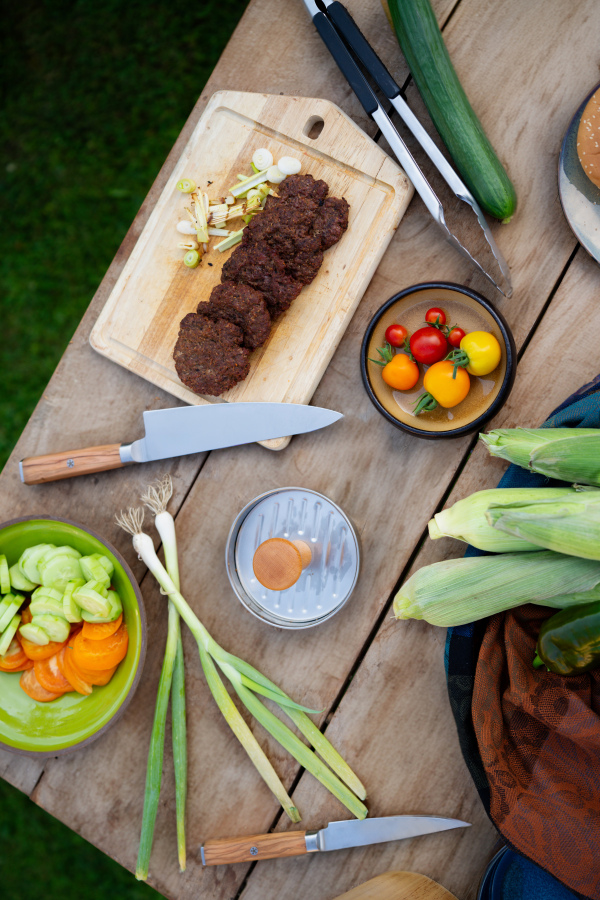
top-left (302, 0), bottom-right (512, 298)
top-left (19, 402), bottom-right (343, 486)
top-left (201, 814), bottom-right (470, 865)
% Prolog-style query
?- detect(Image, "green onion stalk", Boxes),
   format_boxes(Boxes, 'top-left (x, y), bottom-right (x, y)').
top-left (116, 506), bottom-right (367, 831)
top-left (128, 476), bottom-right (187, 881)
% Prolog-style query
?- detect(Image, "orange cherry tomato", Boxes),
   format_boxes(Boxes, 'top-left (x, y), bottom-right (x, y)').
top-left (423, 360), bottom-right (470, 408)
top-left (20, 667), bottom-right (64, 702)
top-left (82, 614), bottom-right (123, 642)
top-left (382, 354), bottom-right (420, 391)
top-left (72, 624), bottom-right (128, 672)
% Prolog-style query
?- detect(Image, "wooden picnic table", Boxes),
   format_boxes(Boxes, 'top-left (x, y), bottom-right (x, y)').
top-left (2, 0), bottom-right (600, 897)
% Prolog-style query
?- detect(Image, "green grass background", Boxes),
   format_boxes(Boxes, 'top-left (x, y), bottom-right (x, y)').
top-left (0, 0), bottom-right (248, 895)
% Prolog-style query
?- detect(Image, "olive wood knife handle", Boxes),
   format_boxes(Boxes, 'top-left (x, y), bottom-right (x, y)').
top-left (20, 444), bottom-right (126, 485)
top-left (201, 830), bottom-right (308, 865)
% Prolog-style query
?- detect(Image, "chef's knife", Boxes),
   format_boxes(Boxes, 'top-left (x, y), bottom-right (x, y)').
top-left (19, 402), bottom-right (343, 485)
top-left (201, 814), bottom-right (470, 865)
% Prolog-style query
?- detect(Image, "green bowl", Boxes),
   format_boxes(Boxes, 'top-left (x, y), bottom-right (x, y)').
top-left (0, 516), bottom-right (146, 756)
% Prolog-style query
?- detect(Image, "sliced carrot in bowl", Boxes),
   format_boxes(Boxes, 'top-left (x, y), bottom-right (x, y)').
top-left (82, 614), bottom-right (123, 641)
top-left (72, 624), bottom-right (128, 671)
top-left (34, 653), bottom-right (75, 694)
top-left (0, 638), bottom-right (33, 671)
top-left (21, 635), bottom-right (69, 661)
top-left (58, 645), bottom-right (92, 696)
top-left (20, 667), bottom-right (64, 703)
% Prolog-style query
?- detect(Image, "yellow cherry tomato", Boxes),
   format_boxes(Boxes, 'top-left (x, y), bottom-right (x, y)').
top-left (382, 353), bottom-right (420, 390)
top-left (423, 360), bottom-right (470, 408)
top-left (459, 331), bottom-right (501, 376)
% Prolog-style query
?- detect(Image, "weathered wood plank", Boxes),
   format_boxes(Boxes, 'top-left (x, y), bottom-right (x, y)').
top-left (0, 0), bottom-right (459, 799)
top-left (237, 234), bottom-right (600, 900)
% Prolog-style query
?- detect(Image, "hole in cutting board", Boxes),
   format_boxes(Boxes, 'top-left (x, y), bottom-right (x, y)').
top-left (303, 116), bottom-right (325, 140)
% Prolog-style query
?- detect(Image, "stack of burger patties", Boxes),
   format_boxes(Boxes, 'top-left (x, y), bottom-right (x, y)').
top-left (173, 174), bottom-right (349, 396)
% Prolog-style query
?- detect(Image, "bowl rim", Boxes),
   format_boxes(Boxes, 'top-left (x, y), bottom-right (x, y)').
top-left (0, 514), bottom-right (147, 758)
top-left (360, 281), bottom-right (517, 439)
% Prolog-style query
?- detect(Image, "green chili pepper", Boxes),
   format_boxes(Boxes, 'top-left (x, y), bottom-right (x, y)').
top-left (533, 599), bottom-right (600, 675)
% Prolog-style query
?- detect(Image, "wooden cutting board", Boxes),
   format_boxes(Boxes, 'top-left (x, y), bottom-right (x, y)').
top-left (89, 90), bottom-right (412, 449)
top-left (332, 871), bottom-right (459, 900)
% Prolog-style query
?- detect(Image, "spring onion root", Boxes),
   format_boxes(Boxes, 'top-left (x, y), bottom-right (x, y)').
top-left (116, 503), bottom-right (367, 833)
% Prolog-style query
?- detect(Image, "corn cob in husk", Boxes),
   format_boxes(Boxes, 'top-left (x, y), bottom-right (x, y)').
top-left (486, 490), bottom-right (600, 560)
top-left (428, 487), bottom-right (578, 552)
top-left (479, 428), bottom-right (600, 486)
top-left (393, 551), bottom-right (600, 627)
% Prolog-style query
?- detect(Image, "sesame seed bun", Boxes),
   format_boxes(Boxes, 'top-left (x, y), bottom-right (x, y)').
top-left (577, 89), bottom-right (600, 190)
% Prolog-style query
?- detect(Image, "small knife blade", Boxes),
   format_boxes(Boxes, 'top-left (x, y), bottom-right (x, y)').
top-left (19, 402), bottom-right (343, 485)
top-left (201, 815), bottom-right (470, 865)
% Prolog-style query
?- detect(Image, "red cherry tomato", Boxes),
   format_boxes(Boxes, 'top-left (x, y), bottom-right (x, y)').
top-left (447, 326), bottom-right (466, 348)
top-left (409, 326), bottom-right (448, 365)
top-left (384, 323), bottom-right (408, 348)
top-left (425, 307), bottom-right (446, 327)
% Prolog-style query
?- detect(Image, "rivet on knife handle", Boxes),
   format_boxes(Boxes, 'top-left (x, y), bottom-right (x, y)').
top-left (19, 444), bottom-right (127, 485)
top-left (201, 830), bottom-right (311, 865)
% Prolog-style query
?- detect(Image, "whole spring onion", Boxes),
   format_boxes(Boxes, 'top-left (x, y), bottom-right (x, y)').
top-left (116, 507), bottom-right (367, 828)
top-left (486, 490), bottom-right (600, 560)
top-left (428, 487), bottom-right (580, 552)
top-left (393, 551), bottom-right (600, 627)
top-left (480, 428), bottom-right (600, 485)
top-left (134, 476), bottom-right (187, 880)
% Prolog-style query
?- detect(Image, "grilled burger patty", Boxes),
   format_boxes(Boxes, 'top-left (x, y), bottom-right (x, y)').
top-left (174, 173), bottom-right (349, 396)
top-left (173, 314), bottom-right (250, 396)
top-left (199, 282), bottom-right (271, 350)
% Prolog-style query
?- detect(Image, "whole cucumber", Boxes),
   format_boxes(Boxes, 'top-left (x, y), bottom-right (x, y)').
top-left (387, 0), bottom-right (517, 221)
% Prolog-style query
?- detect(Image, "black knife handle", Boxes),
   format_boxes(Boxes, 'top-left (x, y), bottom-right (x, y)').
top-left (312, 11), bottom-right (380, 117)
top-left (326, 1), bottom-right (401, 100)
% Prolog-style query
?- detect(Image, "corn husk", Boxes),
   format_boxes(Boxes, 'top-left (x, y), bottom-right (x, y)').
top-left (479, 428), bottom-right (600, 486)
top-left (393, 551), bottom-right (600, 626)
top-left (487, 491), bottom-right (600, 559)
top-left (428, 487), bottom-right (577, 552)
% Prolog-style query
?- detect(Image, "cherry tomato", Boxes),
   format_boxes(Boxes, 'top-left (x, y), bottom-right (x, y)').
top-left (425, 307), bottom-right (446, 327)
top-left (414, 361), bottom-right (470, 415)
top-left (460, 331), bottom-right (501, 376)
top-left (409, 326), bottom-right (448, 365)
top-left (447, 326), bottom-right (466, 348)
top-left (384, 323), bottom-right (408, 348)
top-left (381, 353), bottom-right (419, 391)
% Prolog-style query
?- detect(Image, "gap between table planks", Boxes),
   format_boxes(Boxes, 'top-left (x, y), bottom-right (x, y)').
top-left (2, 1), bottom-right (600, 900)
top-left (90, 90), bottom-right (412, 450)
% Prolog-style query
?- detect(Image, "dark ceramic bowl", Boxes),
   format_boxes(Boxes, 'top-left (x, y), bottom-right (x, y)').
top-left (361, 282), bottom-right (516, 439)
top-left (0, 515), bottom-right (146, 756)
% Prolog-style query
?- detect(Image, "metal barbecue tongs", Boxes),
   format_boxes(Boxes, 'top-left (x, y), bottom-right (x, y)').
top-left (302, 0), bottom-right (513, 298)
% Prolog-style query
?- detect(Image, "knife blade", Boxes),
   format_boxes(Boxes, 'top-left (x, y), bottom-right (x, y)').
top-left (19, 402), bottom-right (343, 485)
top-left (201, 815), bottom-right (470, 865)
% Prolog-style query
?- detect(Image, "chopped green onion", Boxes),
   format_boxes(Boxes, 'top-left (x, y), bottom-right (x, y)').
top-left (183, 250), bottom-right (200, 268)
top-left (215, 229), bottom-right (244, 252)
top-left (229, 168), bottom-right (270, 198)
top-left (176, 178), bottom-right (196, 193)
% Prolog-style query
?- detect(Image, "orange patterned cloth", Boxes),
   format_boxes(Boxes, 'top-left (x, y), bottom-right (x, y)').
top-left (473, 604), bottom-right (600, 899)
